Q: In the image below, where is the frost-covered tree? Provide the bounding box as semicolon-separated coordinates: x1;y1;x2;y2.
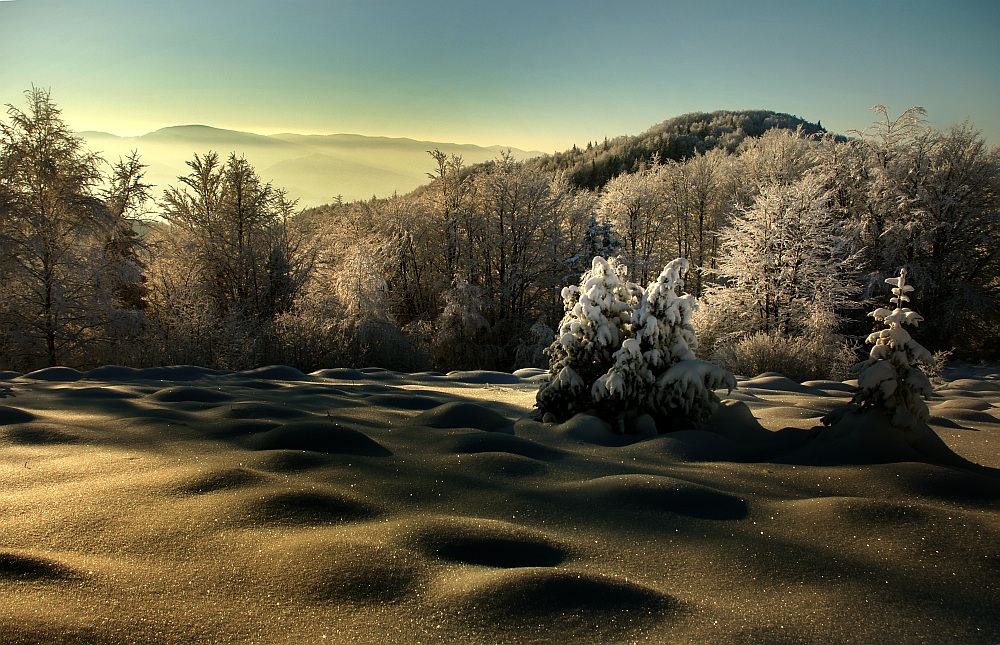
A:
538;181;600;329
151;152;310;368
100;151;152;314
700;172;858;342
599;166;668;285
737;126;819;189
160;152;308;324
468;151;560;341
418;151;581;369
425;149;472;282
142;233;221;366
838;106;1000;356
836;106;929;294
660;149;736;295
434;276;492;369
294;154;593;372
582;215;622;262
330;242;405;367
853;267;934;428
538;257;734;432
0;87;124;368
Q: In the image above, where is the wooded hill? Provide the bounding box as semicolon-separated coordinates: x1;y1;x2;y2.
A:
396;109;832;206
525;110;832;189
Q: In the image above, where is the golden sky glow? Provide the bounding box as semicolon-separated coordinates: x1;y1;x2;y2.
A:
2;0;997;151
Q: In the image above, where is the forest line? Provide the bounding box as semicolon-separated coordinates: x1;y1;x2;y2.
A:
1;88;997;377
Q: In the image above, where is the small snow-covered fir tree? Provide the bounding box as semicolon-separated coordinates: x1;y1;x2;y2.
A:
637;260;734;425
591;337;650;432
853;267;935;428
593;259;702;424
537;257;638;419
632;259;699;368
538;257;734;432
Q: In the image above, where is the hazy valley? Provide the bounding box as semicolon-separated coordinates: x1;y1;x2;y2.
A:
81;125;543;206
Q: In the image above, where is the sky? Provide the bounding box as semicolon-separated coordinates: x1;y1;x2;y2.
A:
1;0;998;152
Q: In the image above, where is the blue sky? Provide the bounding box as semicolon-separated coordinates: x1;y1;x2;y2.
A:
1;0;997;151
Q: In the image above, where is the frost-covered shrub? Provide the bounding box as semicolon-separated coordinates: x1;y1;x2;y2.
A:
433;277;493;370
341;317;430;372
273;295;341;372
514;322;556;370
852;267;934;428
712;331;857;383
537;257;735;432
926;348;954;385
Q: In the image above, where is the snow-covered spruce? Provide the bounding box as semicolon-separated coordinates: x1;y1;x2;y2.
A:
536;257;639;420
852;267;935;428
537;257;735;432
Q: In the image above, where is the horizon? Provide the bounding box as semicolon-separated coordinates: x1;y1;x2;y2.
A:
2;0;998;152
74;122;547;152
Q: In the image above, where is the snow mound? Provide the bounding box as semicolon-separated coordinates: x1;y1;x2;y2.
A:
407;402;514;433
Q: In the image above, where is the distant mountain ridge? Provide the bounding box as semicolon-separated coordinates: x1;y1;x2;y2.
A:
79;125;544;207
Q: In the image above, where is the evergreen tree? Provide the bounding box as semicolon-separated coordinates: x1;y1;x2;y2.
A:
537;257;638;420
538;257;734;432
593;258;734;430
853;267;934;428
